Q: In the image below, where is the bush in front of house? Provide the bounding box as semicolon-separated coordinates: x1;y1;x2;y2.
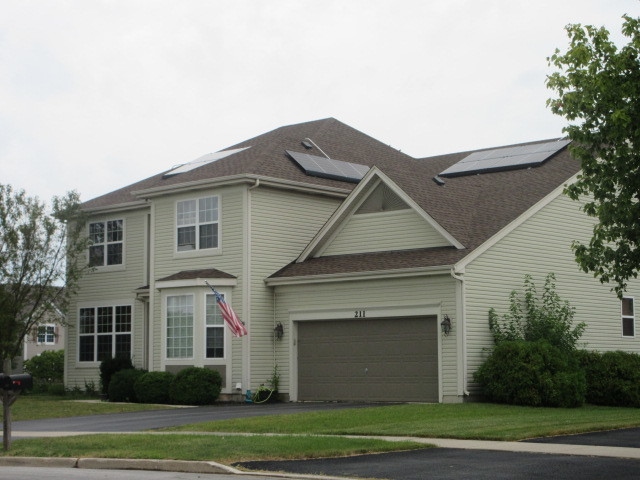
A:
577;349;640;407
168;367;222;405
24;350;65;393
133;371;175;404
108;368;147;402
100;356;134;395
473;340;586;407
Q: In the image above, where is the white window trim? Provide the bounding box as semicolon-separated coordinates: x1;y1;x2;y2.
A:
87;218;126;271
37;324;56;345
165;293;195;360
622;296;635;338
174;195;221;256
77;302;134;364
204;292;228;360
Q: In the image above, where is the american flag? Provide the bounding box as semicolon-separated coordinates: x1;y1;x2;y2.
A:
205;281;248;337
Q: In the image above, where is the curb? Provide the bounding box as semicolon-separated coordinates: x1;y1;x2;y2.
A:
0;456;241;475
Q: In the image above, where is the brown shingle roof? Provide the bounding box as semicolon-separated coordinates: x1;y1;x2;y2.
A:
156;268;236;282
82;118;415;210
81;119;581;278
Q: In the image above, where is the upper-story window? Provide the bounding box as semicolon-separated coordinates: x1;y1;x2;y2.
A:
622;297;635;337
37;324;56;345
176;196;219;252
89;219;124;267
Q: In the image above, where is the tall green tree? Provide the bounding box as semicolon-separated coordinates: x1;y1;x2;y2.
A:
0;184;89;450
547;15;640;297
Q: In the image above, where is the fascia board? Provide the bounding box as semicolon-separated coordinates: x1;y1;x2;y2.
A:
265;265;452;287
83;201;149;214
133;174;351;200
453;172;580;274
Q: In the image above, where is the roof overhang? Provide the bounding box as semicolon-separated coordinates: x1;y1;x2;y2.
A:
265;264;453;287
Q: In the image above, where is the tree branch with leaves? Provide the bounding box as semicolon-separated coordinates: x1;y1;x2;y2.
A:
547;14;640;297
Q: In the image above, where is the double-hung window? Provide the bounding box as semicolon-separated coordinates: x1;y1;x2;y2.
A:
622;297;635;337
205;294;225;358
176;196;219;252
78;305;132;362
166;295;194;358
89;220;124;266
37;324;56;345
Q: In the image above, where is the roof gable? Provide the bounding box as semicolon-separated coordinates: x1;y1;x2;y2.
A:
297;167;463;263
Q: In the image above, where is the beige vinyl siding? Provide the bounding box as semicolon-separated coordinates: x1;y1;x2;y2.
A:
273;274;458;400
463;192;640;395
66;207;149;389
248;187;341;391
149;186;246;387
323;209;450;256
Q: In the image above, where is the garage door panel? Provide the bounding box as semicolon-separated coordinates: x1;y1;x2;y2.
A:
298;316;438;402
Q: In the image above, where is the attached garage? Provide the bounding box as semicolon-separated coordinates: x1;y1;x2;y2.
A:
297;316;438;402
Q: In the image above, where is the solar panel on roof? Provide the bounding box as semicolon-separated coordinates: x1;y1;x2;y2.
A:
439;139;571;178
286;150;370;183
163;147;250;177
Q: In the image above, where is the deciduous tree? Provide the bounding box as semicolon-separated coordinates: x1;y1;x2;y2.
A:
547;15;640;296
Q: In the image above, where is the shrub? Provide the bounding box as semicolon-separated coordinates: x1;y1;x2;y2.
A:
24;350;64;392
578;350;640;407
488;273;585;353
134;371;175;404
100;356;134;395
108;368;146;402
169;367;222;405
474;340;586;407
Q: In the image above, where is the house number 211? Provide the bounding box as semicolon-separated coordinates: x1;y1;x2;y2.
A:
354;310;366;318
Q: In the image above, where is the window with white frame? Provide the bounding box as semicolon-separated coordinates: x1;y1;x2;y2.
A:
205;294;225;358
622;297;635;337
89;219;124;266
176;196;219;252
166;295;194;358
37;324;56;345
78;305;132;362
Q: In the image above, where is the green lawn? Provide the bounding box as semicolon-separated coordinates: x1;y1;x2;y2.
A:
9;395;171;421
5;397;640;463
166;402;640;441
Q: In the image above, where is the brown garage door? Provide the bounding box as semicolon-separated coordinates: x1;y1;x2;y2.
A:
297;316;438;402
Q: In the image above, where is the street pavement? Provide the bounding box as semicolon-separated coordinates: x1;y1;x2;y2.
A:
3;402;640;479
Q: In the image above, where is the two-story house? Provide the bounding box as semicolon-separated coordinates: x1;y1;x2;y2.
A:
66;118;640;403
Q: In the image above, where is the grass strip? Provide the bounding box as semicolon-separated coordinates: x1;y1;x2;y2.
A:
10;395;171;421
166;403;640;441
2;433;428;463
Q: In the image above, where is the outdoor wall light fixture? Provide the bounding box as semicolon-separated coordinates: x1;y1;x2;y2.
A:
274;322;284;340
441;315;452;336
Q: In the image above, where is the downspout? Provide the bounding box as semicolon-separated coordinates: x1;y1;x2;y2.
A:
450;268;470;397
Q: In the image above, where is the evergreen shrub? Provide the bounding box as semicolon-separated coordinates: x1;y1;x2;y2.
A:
108;368;146;402
474;340;586;407
169;367;222;405
578;350;640;407
134;371;175;404
100;356;134;395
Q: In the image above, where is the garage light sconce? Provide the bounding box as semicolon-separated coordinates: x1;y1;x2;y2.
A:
274;322;284;340
441;315;452;336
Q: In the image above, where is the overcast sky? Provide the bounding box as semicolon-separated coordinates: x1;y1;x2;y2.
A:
1;1;638;203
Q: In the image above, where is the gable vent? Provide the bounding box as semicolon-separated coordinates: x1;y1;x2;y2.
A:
356;183;409;214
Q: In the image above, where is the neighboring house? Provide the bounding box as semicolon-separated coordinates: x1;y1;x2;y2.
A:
65;118;640;403
23;320;65;363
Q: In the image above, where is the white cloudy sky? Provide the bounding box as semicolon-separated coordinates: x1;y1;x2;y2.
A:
1;0;638;203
